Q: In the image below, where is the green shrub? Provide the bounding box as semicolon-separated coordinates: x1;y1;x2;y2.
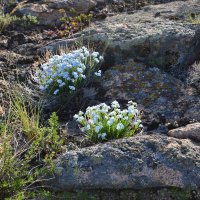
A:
187;13;200;24
19;14;38;27
0;14;38;32
58;8;92;37
33;47;103;96
0;14;17;32
0;91;63;199
74;100;143;142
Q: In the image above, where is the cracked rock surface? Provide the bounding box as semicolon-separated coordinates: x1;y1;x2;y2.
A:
52;135;200;190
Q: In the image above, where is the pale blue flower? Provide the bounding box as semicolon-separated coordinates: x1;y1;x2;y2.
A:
57;79;63;84
92;52;99;57
107;117;115;126
101;132;107;140
98;132;107;140
86;124;91;130
77;68;83;73
95;124;103;133
53;89;59;95
39;85;45;91
59;82;66;87
111;100;120;108
72;72;79;79
94;70;101;77
69;85;75;90
116;123;124;130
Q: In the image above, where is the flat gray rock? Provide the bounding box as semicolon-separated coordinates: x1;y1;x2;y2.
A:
52;135;200;191
168;123;200;141
93;61;200;124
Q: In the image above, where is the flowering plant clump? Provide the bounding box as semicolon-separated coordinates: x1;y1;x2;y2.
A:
74;100;143;142
33;47;103;95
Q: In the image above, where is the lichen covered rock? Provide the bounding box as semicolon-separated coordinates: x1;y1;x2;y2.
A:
14;0;97;26
52;135;200;191
40;0;200;71
93;61;200;126
168;123;200;141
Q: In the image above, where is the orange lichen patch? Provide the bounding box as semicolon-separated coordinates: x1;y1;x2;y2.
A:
0;106;4;117
165;142;181;150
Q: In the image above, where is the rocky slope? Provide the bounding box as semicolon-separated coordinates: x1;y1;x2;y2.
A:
40;0;200;130
1;0;200;199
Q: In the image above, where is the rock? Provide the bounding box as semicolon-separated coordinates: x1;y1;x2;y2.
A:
16;43;38;56
14;0;97;26
187;61;200;92
93;0;190;19
40;0;200;73
37;1;200;131
45;187;200;200
93;0;147;16
51;135;200;191
94;61;200;126
168;123;200;142
7;33;26;48
13;0;187;27
0;35;8;48
38;1;200;129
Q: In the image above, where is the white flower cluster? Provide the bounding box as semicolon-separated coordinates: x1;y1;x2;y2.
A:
33;47;103;95
74;100;143;142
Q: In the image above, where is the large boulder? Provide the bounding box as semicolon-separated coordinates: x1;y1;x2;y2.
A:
92;61;200;126
52;134;200;191
38;0;200;130
13;0;189;26
40;0;200;71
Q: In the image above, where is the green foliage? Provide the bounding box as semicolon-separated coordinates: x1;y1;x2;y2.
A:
58;9;92;37
0;92;63;199
187;13;200;24
0;14;17;32
170;188;192;200
11;92;41;140
0;14;38;32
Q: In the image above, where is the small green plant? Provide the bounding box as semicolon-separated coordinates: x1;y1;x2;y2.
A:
187;13;200;24
33;47;103;96
0;90;63;199
170;188;192;200
74;100;143;142
0;14;17;32
11;92;41;140
19;14;38;27
57;8;92;37
0;14;38;32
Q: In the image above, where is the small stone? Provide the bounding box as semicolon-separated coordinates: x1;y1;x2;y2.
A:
168;123;200;142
